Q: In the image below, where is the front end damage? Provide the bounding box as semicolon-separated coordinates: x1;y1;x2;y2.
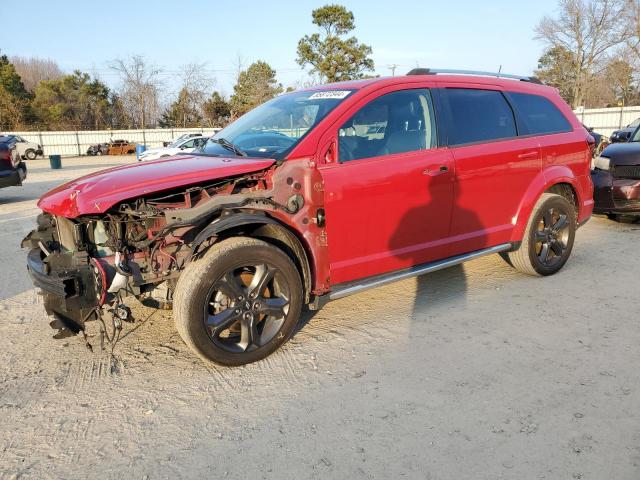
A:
22;160;329;343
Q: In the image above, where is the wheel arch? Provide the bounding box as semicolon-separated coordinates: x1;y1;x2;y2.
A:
511;166;582;242
189;213;313;303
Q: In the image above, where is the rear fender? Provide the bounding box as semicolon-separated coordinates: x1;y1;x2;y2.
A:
511;165;583;242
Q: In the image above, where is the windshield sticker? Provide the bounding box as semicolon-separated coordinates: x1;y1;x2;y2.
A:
308;90;352;100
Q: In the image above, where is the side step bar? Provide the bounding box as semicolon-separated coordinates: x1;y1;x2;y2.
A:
328;243;513;301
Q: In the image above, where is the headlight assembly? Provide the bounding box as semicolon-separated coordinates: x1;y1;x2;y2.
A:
593;156;611;171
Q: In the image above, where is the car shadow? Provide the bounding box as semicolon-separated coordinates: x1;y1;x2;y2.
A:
388;178;487;321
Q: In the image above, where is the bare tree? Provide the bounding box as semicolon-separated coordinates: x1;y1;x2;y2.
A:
179;62;214;122
624;0;640;65
535;0;630;107
109;55;163;128
10;56;63;92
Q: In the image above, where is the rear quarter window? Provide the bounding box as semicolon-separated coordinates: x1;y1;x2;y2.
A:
443;89;517;146
508;92;573;135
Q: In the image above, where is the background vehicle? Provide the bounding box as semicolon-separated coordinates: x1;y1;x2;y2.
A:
162;133;205;147
0;135;43;160
86;143;109;156
106;140;136;155
22;69;593;366
0;136;27;189
592;127;640;221
139;136;208;161
610;118;640;143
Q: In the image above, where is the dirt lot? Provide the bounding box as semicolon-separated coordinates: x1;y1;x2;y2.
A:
0;156;639;479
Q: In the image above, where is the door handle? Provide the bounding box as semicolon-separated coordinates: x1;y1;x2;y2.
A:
518;151;539;160
423;165;449;176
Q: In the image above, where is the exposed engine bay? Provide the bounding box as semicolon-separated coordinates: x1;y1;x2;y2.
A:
21;166;318;348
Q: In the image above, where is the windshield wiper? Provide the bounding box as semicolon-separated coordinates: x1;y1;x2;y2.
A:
212;137;247;157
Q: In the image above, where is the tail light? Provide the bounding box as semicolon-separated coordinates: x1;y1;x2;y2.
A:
586;133;596;157
0;147;13;168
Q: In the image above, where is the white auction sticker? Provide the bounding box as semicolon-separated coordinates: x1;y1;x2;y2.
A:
308;90;352;100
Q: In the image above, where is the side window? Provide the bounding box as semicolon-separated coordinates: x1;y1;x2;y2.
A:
444;89;517;146
181;139;196;148
508;92;572;135
338;89;436;162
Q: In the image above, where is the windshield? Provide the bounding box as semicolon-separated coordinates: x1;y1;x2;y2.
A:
631;125;640;142
629;118;640;129
198;89;353;159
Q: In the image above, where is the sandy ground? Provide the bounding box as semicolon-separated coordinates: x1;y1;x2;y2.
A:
0;156;639;479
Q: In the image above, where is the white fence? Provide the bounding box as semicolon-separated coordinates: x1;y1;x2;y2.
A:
5;106;640;156
574;106;640;137
3;127;221;157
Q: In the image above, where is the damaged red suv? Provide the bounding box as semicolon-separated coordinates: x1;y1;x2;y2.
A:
22;69;594;366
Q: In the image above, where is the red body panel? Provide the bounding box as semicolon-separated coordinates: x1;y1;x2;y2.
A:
38;154;275;218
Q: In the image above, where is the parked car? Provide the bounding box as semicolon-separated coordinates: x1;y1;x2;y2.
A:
592;125;640;220
610;118;640;143
106;140;136;155
86;143;109;156
0;136;27;189
22;69;594;366
1;135;44;160
138;136;208;161
162;133;205;147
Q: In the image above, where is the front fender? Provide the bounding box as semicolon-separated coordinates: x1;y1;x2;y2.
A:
510;165;590;242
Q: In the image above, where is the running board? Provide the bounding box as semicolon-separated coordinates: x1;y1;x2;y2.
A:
328;243;513;301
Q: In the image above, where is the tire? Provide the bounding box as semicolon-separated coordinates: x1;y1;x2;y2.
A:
504;193;576;276
173;237;303;366
96;150;103;156
25;149;37;160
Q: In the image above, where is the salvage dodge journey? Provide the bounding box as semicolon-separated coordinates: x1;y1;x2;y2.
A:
22;69;595;366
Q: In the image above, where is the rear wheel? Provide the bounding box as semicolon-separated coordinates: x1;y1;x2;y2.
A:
173;237;303;366
504;193;576;276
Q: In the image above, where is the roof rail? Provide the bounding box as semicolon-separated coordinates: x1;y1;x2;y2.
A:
406;68;542;85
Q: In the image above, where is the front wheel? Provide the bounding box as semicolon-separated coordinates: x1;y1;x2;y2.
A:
25;149;37;160
173;237;303;366
503;193;576;276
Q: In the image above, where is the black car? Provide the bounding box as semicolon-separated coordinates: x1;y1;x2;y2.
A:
86;143;109;156
610;117;640;143
0;136;27;189
592;126;640;219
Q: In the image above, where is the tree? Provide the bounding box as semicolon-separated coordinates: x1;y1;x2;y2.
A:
230;61;283;117
159;88;204;128
10;56;63;93
535;46;578;104
203;91;231;127
0;55;31;129
535;0;630;107
32;71;112;130
109;55;163;128
296;4;374;83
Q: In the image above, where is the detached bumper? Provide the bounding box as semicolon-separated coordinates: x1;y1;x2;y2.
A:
26;247;101;333
592;169;640;215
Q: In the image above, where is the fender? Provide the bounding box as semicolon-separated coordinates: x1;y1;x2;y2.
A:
510;165;583;242
189;212;313;302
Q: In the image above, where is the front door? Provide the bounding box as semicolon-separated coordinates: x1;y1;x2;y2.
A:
318;88;455;285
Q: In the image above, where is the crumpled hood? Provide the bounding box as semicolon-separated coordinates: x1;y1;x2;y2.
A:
601;142;640;166
38;154;276;218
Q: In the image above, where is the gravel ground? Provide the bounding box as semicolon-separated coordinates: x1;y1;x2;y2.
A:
1;156;639;479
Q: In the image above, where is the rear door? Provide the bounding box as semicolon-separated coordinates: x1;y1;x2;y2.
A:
439;87;542;255
318;87;455;285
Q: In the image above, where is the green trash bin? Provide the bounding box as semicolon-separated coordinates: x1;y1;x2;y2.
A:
49;154;61;169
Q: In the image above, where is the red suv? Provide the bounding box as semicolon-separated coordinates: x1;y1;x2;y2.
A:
22;69;594;366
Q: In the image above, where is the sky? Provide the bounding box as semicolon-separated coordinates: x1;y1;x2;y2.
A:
1;0;560;99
